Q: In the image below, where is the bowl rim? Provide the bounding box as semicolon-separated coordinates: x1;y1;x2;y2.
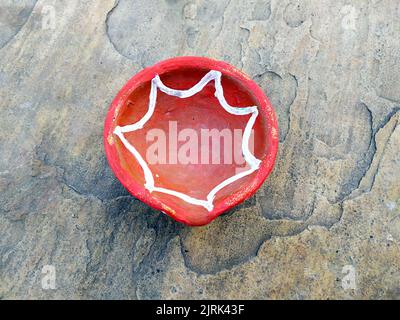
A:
104;56;279;226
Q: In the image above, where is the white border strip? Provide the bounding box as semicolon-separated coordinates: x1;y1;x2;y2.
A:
114;70;261;212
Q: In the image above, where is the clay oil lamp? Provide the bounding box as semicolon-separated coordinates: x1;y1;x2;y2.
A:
104;57;278;226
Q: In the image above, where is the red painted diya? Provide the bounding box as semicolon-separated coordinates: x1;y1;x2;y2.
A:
104;57;278;226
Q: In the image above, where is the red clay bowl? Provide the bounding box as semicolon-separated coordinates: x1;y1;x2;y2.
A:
104;57;278;226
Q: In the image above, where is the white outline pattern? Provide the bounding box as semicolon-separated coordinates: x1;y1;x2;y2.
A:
114;70;261;212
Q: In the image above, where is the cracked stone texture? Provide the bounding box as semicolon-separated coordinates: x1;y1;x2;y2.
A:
0;0;399;299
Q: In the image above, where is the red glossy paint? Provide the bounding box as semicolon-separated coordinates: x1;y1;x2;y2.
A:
104;56;278;226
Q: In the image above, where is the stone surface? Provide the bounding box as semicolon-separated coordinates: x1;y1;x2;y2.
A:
0;0;399;299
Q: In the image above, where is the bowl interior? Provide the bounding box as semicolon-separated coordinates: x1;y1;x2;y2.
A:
114;67;270;217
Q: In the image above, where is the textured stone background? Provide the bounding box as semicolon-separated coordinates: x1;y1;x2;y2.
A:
0;0;399;299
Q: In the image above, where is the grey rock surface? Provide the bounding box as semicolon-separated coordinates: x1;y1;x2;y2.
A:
0;0;399;299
